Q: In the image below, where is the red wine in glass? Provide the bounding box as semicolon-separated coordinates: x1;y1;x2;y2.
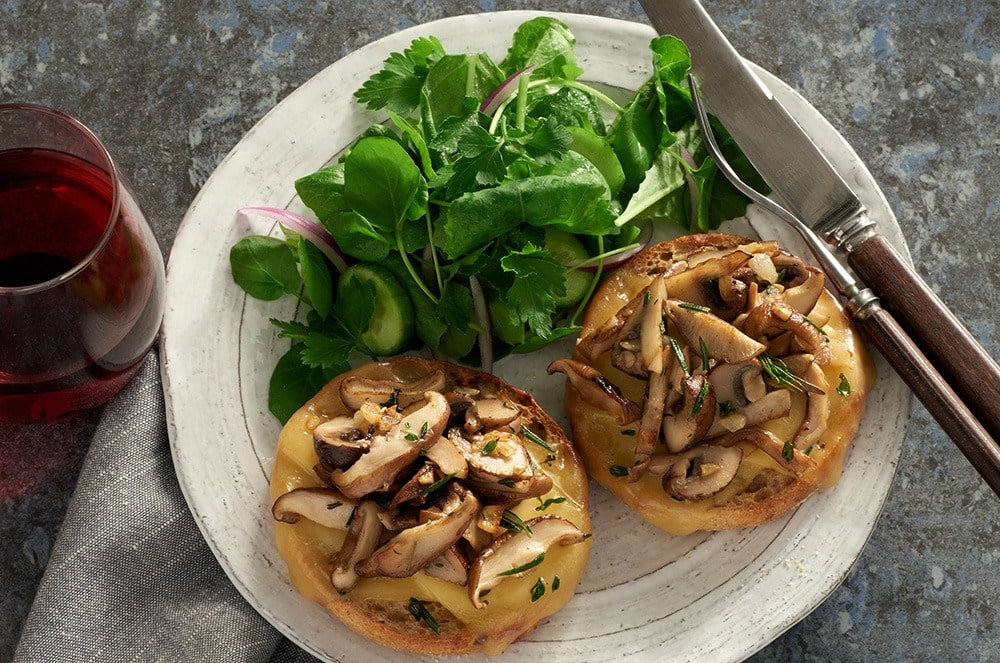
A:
0;105;164;423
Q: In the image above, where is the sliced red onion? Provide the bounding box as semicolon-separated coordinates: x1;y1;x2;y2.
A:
238;206;349;273
578;221;654;273
468;275;493;374
480;65;536;116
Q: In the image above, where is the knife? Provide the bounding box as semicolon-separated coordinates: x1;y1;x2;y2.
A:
638;0;1000;491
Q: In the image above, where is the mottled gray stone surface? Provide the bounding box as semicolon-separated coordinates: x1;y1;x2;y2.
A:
2;1;998;661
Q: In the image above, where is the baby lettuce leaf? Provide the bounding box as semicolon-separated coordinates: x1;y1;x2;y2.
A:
420;54;503;135
229;236;301;301
500;16;578;79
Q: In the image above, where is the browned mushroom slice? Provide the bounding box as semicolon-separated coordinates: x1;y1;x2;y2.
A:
424;544;471;586
630;363;669;480
331;500;383;592
781;354;830;450
271;487;358;529
548;359;641;425
660;445;743;501
313;416;371;470
708;359;766;408
771;252;811;288
661;250;753;308
464;398;521;433
662;374;717;453
740;300;831;364
468;515;587;608
665;299;766;364
640;276;668;374
611;302;649;379
331;391;450;499
448;429;553;501
713;266;754;321
424;435;469;479
339;370;447;411
356;484;480;579
575;288;646;362
714;427;815;475
388;462;437;508
780;267;825;316
707;388;792;438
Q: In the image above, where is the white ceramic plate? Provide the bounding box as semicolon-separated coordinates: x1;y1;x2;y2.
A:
162;11;910;662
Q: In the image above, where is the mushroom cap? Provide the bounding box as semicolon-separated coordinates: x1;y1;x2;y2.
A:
661;445;743;501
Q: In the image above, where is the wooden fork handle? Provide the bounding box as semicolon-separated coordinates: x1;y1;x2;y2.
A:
856;305;1000;496
849;233;1000;442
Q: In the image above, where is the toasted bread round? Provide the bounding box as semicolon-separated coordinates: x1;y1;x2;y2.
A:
270;357;592;655
557;233;874;535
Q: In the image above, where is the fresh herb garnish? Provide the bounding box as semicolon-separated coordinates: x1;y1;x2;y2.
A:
498;477;517;488
781;440;795;462
420;471;459;496
690;378;710;419
621;428;637;436
759;353;825;394
231;17;762;423
670;338;690;376
719;399;735;417
407;597;441;634
500;510;533;535
521;424;555;452
552;576;561;591
679;302;710;313
699;336;711;371
836;373;851;397
326;501;343;510
481;438;498;455
536;496;567;511
609;464;629;477
498;553;546;576
530;577;546;601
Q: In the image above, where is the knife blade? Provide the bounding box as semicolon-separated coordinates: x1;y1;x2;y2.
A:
639;0;1000;444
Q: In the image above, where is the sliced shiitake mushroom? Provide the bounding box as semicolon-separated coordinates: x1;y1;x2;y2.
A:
464;398;521;433
547;359;641;425
331;391;450;499
714;427;815;475
313;416;371;470
338;371;447;411
664;299;766;364
424;543;471;586
468;515;587;609
662;375;716;453
356;483;480;579
656;445;743;501
271;487;358;529
330;500;383;592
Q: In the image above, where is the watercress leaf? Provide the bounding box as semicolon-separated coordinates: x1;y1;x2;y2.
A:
437;279;474;330
324;209;393;261
230;235;301;300
297;237;333;319
268;344;336;424
649;35;694;132
420;54;503;135
501;243;565;337
388;111;435;179
295;164;348;220
354;36;445;114
344;136;423;234
613;86;660;193
500;16;577;80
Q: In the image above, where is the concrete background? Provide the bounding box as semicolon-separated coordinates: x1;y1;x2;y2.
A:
2;1;998;660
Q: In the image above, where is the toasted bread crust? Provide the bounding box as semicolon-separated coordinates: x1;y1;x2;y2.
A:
565;233;874;535
270;357;592;655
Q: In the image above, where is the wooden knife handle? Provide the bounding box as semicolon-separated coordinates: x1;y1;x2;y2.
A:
857;306;1000;496
849;233;1000;441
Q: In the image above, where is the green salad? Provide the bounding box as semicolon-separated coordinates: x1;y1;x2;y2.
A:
229;16;765;422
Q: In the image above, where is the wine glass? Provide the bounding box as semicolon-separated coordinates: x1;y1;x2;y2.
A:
0;104;165;423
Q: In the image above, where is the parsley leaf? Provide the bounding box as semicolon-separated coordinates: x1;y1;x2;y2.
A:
354;37;445;114
501;244;565;337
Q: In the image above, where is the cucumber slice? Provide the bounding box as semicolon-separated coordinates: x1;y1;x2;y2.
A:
566;125;626;196
544;228;591;309
337;263;414;355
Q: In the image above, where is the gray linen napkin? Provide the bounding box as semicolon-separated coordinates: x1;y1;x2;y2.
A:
14;351;316;663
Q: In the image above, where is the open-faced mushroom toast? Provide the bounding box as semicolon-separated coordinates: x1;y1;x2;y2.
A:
549;233;875;535
269;357;592;656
